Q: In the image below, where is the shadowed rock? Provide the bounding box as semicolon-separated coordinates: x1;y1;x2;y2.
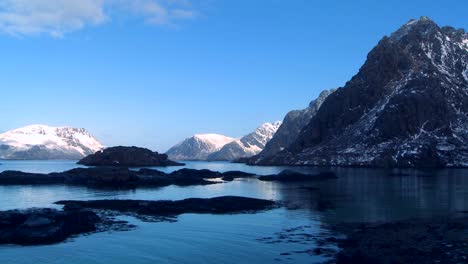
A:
78;146;184;167
0;168;257;188
0;208;100;245
258;170;338;182
56;196;277;217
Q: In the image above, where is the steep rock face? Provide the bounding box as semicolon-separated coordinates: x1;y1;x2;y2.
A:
0;125;103;160
249;89;335;164
260;17;468;167
208;122;282;161
166;134;234;160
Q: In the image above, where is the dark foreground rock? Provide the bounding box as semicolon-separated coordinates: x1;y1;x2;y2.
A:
331;217;468;264
259;170;338;182
78;146;184;167
0;208;100;245
56;196;277;217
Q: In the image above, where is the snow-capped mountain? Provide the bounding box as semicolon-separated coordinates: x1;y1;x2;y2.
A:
0;125;104;160
257;17;468;167
249;89;335;164
208;121;282;161
166;134;235;160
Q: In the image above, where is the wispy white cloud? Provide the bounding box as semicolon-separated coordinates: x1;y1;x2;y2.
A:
0;0;197;37
122;0;196;26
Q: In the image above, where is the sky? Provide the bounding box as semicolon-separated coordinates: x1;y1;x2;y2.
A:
0;0;467;152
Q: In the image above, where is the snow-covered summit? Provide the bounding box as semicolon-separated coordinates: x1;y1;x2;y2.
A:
166;133;235;160
0;124;103;160
192;134;236;150
208;121;282;161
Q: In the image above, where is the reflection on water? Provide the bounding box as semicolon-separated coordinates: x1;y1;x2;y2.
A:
0;160;467;263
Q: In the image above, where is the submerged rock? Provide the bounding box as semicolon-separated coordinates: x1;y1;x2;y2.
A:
0;208;100;245
78;146;184;167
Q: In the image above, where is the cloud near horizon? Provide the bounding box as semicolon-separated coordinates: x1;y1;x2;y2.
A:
0;0;197;37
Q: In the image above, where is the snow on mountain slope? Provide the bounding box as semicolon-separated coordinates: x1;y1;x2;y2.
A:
249;89;335;164
166;134;235;160
0;125;104;160
208;121;282;161
259;17;468;167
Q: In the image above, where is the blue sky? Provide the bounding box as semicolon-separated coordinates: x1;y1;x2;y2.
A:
0;0;467;152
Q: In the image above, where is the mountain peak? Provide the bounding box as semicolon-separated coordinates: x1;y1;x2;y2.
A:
0;124;103;160
390;16;439;41
258;19;468;167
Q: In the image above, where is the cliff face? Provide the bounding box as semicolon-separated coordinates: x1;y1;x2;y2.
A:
249;89;335;164
258;17;468;167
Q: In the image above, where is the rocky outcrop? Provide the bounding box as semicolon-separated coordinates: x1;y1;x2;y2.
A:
78;146;184;167
0;208;100;245
56;196;277;217
258;17;468;168
0;167;256;188
208;122;282;161
258;170;338;182
248;90;335;164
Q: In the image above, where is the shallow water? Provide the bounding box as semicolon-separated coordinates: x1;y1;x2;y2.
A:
0;160;467;263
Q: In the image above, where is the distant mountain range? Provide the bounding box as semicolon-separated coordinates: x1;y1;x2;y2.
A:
166;134;235;160
208;121;282;161
252;17;468;167
0;125;103;160
166;122;282;161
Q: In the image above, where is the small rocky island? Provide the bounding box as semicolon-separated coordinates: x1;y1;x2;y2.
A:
78;146;184;167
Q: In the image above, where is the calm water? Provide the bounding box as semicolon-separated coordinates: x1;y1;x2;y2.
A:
0;160;467;263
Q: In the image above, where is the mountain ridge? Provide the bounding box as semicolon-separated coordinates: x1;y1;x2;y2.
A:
0;124;103;160
208;121;282;161
256;17;468;167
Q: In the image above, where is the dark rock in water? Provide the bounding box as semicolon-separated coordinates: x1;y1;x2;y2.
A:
0;167;256;188
257;17;468;168
170;168;222;178
61;167;141;187
0;208;99;245
56;196;277;217
331;217;468;264
0;170;65;185
221;171;256;181
78;146;184;167
259;170;338;182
